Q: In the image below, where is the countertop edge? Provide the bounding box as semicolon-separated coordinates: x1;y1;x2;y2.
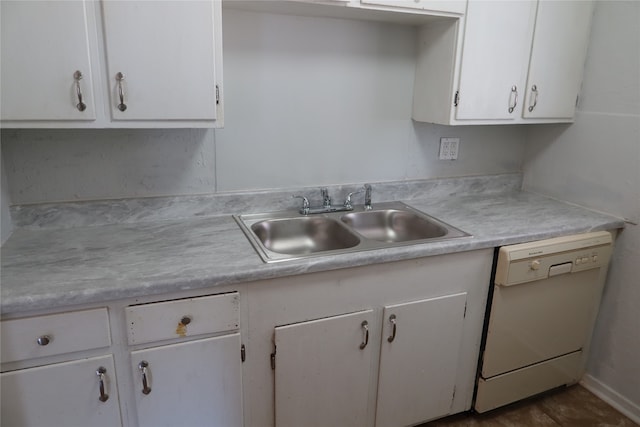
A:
1;218;624;316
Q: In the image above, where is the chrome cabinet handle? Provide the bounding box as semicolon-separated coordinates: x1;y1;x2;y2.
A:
96;367;109;402
138;360;152;395
116;72;127;112
387;314;397;343
73;70;87;112
528;85;538;112
36;335;51;346
359;320;369;350
508;85;518;113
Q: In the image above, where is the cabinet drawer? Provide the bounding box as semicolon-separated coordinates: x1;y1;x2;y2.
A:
125;292;239;345
1;308;111;364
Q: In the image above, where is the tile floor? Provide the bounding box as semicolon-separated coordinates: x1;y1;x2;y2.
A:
423;385;638;427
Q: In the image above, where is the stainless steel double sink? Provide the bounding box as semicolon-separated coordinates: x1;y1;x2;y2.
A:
234;202;471;263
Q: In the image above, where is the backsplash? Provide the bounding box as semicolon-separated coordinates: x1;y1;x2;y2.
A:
11;173;522;230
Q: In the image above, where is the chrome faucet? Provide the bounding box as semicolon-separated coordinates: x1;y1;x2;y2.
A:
293;187;366;215
364;184;372;210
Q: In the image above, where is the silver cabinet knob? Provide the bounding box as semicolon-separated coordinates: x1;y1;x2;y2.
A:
36;335;51;346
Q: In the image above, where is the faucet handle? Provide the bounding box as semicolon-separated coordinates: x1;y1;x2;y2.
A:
321;188;331;208
364;184;372;210
344;189;364;209
292;195;310;215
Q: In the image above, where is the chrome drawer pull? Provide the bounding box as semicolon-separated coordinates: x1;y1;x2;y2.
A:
73;70;87;112
96;366;109;402
138;360;152;394
387;314;397;343
508;85;518;113
359;320;369;350
528;85;538;112
116;72;127;112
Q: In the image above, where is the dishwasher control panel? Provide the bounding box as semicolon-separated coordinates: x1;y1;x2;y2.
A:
495;231;613;286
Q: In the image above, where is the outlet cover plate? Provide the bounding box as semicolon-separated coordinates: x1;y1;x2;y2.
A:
439;137;459;160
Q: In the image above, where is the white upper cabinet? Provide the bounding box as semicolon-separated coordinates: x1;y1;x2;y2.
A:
0;1;98;121
523;1;594;119
102;0;219;122
454;1;536;121
360;0;466;15
1;0;224;128
413;0;595;125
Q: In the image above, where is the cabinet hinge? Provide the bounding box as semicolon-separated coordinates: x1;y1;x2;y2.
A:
454;91;460;107
241;344;246;363
216;84;220;105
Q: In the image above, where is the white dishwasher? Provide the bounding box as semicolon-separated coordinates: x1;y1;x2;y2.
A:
474;231;613;413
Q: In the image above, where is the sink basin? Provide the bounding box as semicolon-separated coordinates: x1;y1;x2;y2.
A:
341;209;447;242
235;202;470;263
251;217;360;255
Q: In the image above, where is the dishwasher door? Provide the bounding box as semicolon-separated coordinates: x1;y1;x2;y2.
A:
475;231;612;413
481;267;601;378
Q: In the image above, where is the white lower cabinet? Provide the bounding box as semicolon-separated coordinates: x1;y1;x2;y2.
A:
1;250;494;427
125;291;243;427
273;293;467;427
130;335;243;427
274;310;375;427
375;293;467;427
1;355;122;427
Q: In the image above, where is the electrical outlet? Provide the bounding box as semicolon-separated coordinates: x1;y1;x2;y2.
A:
439;138;459;160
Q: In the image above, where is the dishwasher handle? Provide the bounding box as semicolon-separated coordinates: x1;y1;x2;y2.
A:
549;262;573;277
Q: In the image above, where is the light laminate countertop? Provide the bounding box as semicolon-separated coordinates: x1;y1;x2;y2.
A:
1;190;624;315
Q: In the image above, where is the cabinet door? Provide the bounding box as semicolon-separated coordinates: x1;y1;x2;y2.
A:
274;310;374;427
375;293;467;427
130;334;243;427
0;0;96;121
101;0;219;121
1;355;122;427
523;1;594;119
455;0;536;120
